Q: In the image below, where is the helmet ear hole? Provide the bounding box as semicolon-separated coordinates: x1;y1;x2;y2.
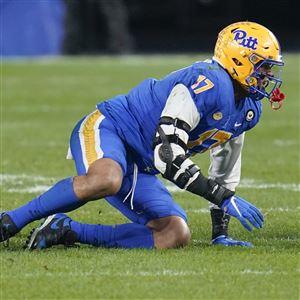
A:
232;58;243;66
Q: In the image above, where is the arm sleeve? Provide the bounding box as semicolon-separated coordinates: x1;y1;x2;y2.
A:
208;133;244;208
160;83;200;129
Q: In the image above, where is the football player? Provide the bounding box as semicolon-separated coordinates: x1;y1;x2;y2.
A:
1;21;285;250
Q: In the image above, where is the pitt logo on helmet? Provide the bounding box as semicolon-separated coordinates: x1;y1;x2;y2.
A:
233;29;258;50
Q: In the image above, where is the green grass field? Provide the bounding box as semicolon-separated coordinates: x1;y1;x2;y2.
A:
1;54;299;300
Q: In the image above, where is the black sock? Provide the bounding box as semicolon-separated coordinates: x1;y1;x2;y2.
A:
210;208;230;240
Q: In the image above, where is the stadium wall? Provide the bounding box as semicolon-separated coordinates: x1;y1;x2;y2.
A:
1;0;65;57
1;0;298;57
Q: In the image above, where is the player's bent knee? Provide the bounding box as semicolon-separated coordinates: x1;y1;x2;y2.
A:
171;219;191;248
151;216;191;249
177;227;191;247
90;169;122;195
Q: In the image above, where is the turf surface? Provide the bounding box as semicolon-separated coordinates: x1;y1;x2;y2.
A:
1;54;299;299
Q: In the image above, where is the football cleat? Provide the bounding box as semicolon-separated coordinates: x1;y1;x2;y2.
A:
212;235;253;248
26;213;77;250
0;213;19;245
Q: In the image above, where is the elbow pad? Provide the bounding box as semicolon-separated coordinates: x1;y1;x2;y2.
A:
153;116;191;177
163;154;200;189
153;122;233;206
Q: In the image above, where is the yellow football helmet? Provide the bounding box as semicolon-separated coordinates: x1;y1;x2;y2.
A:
213;21;284;101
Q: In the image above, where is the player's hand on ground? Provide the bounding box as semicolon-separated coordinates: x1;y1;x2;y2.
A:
220;196;264;231
212;235;253;248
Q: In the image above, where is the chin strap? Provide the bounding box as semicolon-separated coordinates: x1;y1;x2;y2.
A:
270;87;285;110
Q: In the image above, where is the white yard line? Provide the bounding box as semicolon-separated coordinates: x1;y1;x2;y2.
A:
237;179;300;192
273;139;298;147
240;269;274;275
187;207;299;214
2;269;200;278
2;268;293;279
6;185;52;194
0;173;55;182
186;208;210;213
1;173;299;194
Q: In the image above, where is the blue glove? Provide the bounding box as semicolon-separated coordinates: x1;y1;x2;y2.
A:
220;196;264;231
212;235;253;248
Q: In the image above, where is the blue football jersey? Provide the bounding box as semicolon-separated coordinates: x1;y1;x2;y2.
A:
97;59;262;173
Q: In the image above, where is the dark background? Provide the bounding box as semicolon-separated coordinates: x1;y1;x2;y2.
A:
62;0;299;55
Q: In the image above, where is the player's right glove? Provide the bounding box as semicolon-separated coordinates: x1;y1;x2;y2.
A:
220;196;264;231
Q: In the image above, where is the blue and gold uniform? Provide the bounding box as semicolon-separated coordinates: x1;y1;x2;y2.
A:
2;21;281;249
68;59;261;225
97;60;261;170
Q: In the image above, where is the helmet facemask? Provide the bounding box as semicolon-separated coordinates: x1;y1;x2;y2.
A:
246;53;284;101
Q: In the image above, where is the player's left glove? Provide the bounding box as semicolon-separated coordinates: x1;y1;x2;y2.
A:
220;196;264;231
212;235;253;248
